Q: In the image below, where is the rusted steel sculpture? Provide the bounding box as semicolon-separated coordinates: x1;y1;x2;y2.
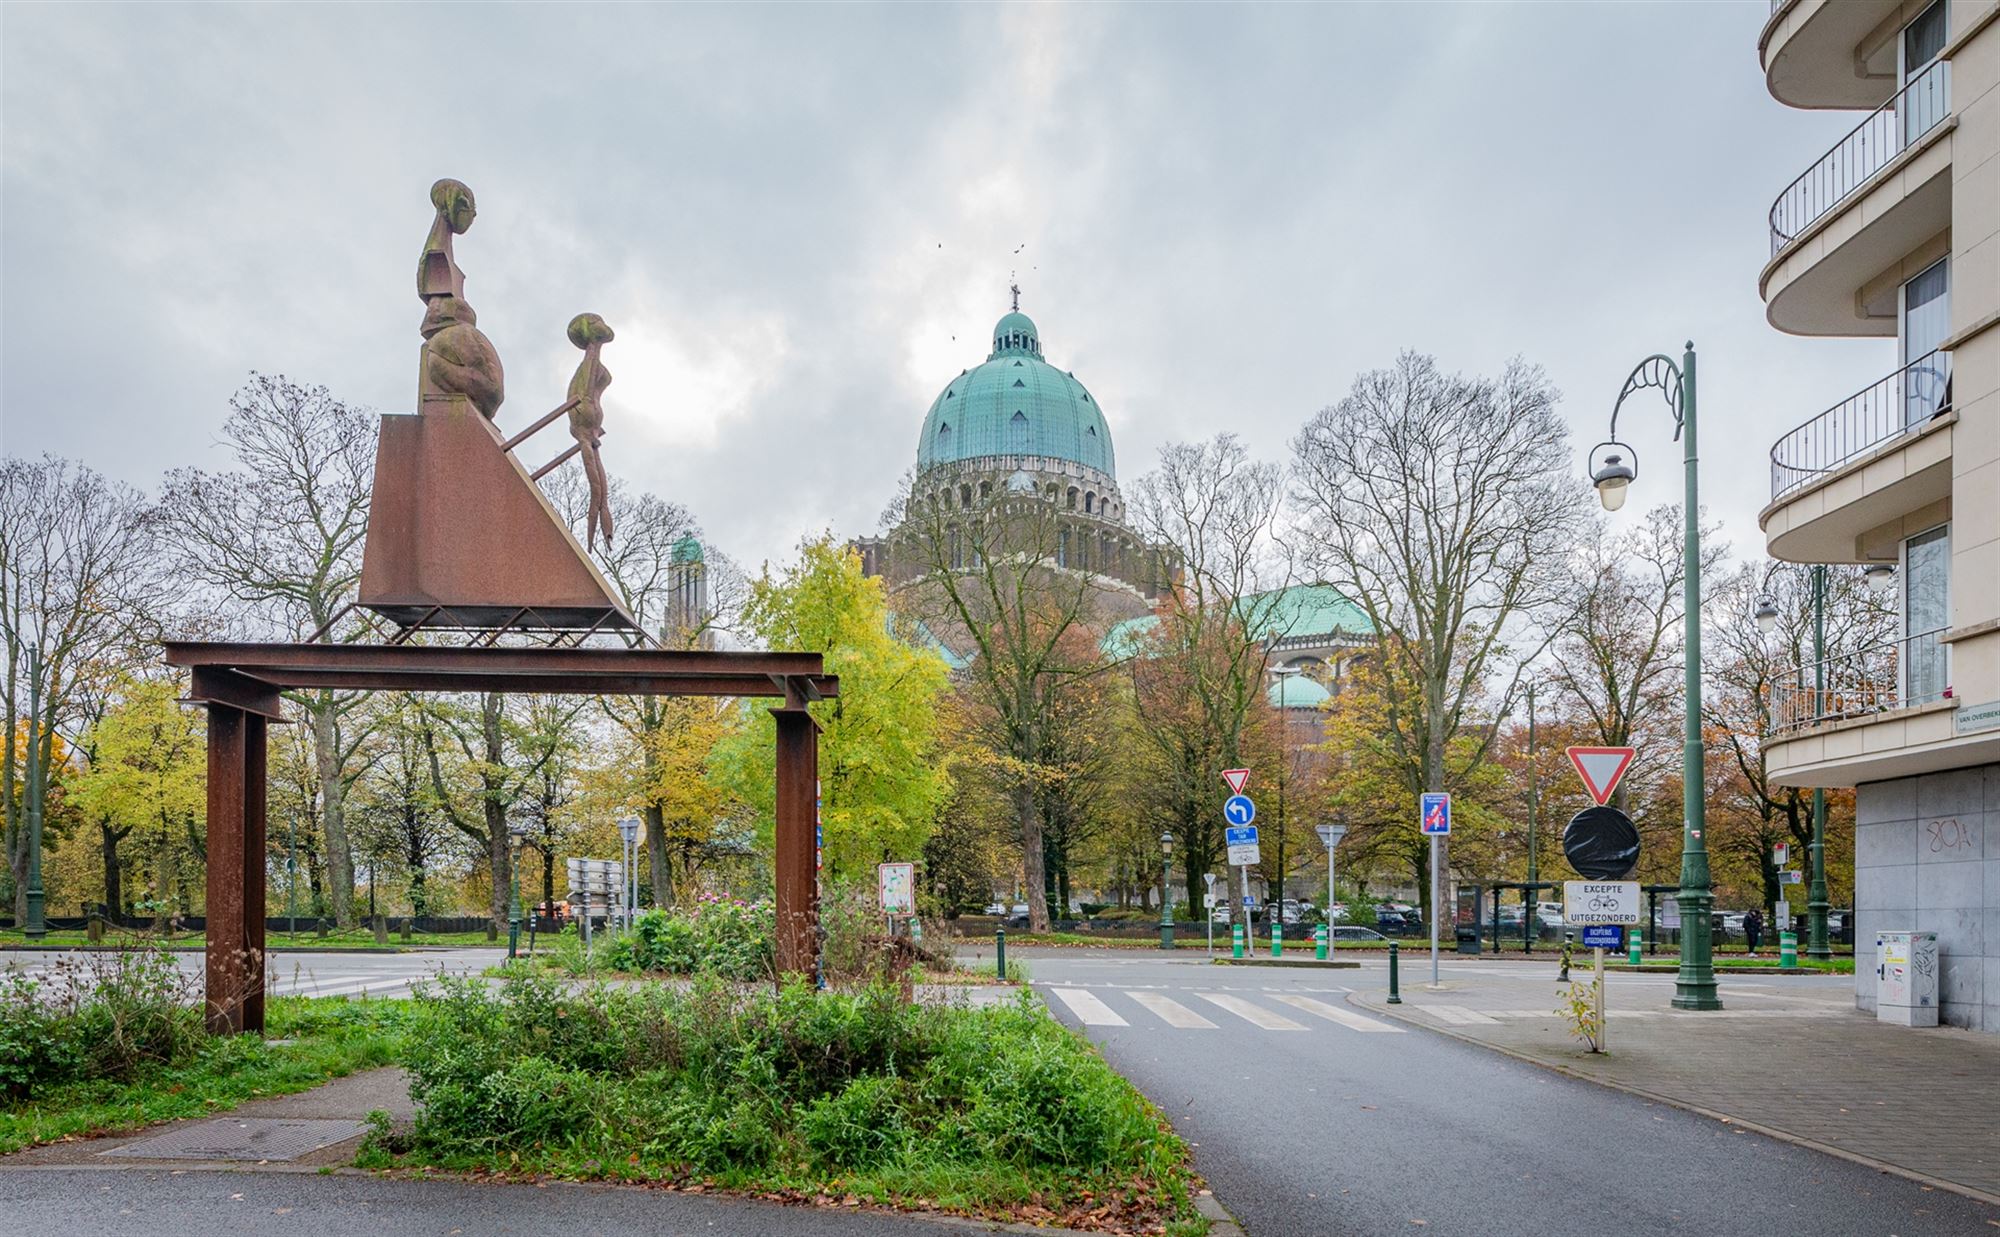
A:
178;178;831;1034
359;180;633;634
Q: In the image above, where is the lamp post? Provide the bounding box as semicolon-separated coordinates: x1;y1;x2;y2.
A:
618;815;641;930
1589;342;1719;1011
1158;831;1176;949
22;648;47;941
1270;665;1301;942
1315;823;1347;948
506;821;528;960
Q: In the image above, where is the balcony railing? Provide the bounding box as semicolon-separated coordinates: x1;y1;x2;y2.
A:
1769;627;1948;735
1769;58;1950;255
1768;349;1951;502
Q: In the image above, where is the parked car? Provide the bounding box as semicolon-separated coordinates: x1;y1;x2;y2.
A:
1330;925;1390;943
1375;909;1411;935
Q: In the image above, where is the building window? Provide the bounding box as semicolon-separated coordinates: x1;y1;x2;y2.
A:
1903;523;1949;703
1066;487;1078;510
960;483;973;507
1058;528;1069;568
949;526;962;570
1084;491;1095;514
1901;257;1950;425
979;480;992;500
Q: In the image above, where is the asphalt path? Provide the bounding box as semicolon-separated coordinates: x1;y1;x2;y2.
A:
0;1169;997;1236
1027;949;1994;1237
1;946;502;999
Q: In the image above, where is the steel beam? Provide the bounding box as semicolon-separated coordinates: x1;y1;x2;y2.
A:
772;705;820;984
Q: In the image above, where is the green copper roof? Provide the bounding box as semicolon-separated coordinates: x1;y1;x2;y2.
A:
916;311;1115;477
1098;583;1372;660
671;535;704;565
1268;675;1331;709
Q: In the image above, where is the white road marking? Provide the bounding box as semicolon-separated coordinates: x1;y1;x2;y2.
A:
1421;1004;1501;1025
1268;993;1404;1033
1050;987;1129;1026
1130;991;1218;1028
1195;992;1306;1030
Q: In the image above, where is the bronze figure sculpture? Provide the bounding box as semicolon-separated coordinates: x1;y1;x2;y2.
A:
562;312;615;549
415;178;504;417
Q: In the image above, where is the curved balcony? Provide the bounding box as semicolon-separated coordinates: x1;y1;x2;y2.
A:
1762;0;1903;111
1769;58;1950;256
1761;351;1953;563
1769;627;1948;736
1769;350;1953;502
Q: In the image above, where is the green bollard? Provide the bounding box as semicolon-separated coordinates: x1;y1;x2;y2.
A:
1315;925;1328;961
1387;941;1402;1004
1271;920;1283;958
1232;922;1245;959
1629;929;1643;966
911;919;923;947
995;927;1006;980
1780;930;1797;968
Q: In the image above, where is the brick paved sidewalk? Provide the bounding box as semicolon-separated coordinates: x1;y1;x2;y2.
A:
1353;965;2000;1204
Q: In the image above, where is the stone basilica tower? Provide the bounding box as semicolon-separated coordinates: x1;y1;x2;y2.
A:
855;299;1168;605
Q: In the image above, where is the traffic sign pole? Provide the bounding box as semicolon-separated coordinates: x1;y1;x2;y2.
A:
1595;945;1607;1053
1429;832;1440;985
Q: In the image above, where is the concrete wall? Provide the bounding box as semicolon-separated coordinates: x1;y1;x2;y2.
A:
1853;762;2000;1030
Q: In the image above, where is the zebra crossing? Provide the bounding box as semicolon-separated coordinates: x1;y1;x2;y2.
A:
1045;984;1405;1034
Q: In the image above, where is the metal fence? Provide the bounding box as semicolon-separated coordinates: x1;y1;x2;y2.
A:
1769;350;1953;502
1769;58;1950;255
1769;627;1948;735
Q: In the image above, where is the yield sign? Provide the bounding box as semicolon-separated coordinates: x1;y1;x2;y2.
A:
1221;768;1251;795
1566;746;1636;806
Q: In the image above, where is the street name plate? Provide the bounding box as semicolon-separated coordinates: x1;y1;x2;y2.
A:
1563;880;1640;925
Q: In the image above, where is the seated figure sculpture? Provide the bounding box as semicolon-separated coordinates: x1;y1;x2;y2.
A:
420;294;505;419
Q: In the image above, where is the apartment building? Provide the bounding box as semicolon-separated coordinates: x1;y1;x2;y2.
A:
1759;0;2000;1031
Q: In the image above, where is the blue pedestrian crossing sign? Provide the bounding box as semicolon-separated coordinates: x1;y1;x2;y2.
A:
1224;794;1256;826
1420;792;1451;835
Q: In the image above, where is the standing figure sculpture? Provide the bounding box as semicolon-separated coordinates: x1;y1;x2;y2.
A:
563;312;616;549
415;179;504;417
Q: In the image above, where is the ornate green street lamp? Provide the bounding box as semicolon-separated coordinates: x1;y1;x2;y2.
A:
1158;831;1175;949
1590;342;1719;1011
22;648;47;941
506;820;529;960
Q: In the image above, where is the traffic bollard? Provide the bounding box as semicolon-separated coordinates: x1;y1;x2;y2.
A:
1271;921;1283;958
995;927;1006;980
911;919;923;947
1559;931;1574;982
1232;922;1245;959
1387;941;1402;1004
1315;925;1328;961
1628;930;1643;966
1780;930;1797;968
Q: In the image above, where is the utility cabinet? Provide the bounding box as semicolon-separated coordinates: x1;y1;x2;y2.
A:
1875;930;1939;1028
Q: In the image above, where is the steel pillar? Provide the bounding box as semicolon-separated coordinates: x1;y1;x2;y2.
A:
772;702;821;984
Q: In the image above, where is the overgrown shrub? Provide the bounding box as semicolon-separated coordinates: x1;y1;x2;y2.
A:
0;948;206;1099
399;973;1172;1186
600;897;773;981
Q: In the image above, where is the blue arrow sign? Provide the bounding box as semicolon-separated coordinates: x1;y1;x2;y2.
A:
1224;794;1256;825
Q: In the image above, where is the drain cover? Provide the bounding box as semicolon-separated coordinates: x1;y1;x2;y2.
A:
102;1118;369;1161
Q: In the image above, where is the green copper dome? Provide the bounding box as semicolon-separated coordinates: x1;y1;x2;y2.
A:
916;311;1115;478
671;535;704;565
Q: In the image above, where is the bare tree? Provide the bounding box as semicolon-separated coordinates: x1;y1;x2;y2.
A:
156;374;376;926
1291;353;1584;917
890;475;1112;933
0;455;157;920
1125;434;1295;920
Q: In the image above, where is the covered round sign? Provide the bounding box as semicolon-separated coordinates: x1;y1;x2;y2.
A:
1562;805;1640;880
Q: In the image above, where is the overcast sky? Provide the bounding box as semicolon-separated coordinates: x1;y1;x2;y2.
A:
2;2;1892;586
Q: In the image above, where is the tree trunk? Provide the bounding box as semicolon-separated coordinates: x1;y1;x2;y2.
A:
644;802;672;908
310;699;358;928
401;802;429;919
1014;782;1049;932
486;803;510;932
100;821;127;914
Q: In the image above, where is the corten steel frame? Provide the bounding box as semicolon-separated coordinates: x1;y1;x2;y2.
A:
165;641;836;1034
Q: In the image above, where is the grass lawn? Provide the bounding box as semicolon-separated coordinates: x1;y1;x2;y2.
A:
0;995;412;1154
0;928;502;951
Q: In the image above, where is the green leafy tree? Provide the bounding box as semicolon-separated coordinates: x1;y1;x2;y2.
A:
67;677;206;919
712;536;950;878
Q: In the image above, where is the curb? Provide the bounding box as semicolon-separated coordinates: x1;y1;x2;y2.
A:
1347;990;2000;1212
1194;1192;1246;1236
0;944;476;955
1210;956;1360;969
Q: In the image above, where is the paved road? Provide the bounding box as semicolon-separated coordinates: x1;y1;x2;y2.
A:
0;1169;1005;1236
1027;949;1996;1236
1;947;501;1000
